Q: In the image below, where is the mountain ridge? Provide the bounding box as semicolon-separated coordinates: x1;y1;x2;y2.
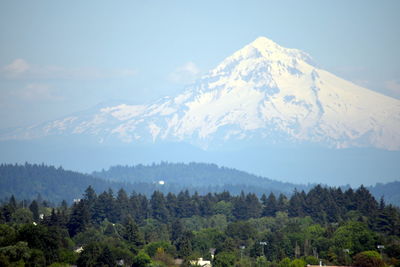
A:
1;36;399;150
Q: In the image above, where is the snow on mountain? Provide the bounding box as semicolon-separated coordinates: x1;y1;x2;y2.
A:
2;37;400;150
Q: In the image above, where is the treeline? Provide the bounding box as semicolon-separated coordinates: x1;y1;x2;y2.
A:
0;163;301;204
92;162;400;207
92;162;308;194
0;185;399;266
59;185;400;235
2;163;400;208
0;163;129;204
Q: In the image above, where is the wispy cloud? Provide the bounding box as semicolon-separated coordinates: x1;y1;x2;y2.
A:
1;59;136;80
168;62;200;84
3;59;30;76
11;83;63;102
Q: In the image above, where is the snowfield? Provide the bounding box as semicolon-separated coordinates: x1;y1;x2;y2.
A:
2;37;400;150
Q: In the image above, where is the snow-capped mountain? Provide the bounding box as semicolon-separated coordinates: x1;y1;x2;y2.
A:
3;37;400;150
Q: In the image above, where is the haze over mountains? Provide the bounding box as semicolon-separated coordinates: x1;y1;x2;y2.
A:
0;37;399;186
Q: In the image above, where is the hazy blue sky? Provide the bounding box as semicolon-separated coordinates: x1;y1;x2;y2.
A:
1;0;399;128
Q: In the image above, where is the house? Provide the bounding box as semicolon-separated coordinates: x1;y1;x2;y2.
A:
190;257;212;267
74;246;84;253
174;258;184;265
307;260;353;267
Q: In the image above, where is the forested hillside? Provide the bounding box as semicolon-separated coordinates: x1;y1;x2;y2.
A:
94;163;400;206
369;181;400;208
1;163;399;207
92;162;310;195
0;185;399;266
0;163;308;204
0;163;135;204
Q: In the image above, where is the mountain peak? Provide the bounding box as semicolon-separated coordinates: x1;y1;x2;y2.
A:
2;38;400;151
249;36;279;49
220;36;314;69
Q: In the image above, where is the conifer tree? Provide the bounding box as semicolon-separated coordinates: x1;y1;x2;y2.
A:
177;190;192;218
29;200;40;222
9;195;17;210
277;193;288;212
262;193;278;217
199;192;214;217
166;192;178;218
288;190;306;217
116;188;130;221
123;217;144;247
232;191;247;220
150;191;169;222
67;200;90;236
97;246;116;267
176;231;193;258
245;193;262;219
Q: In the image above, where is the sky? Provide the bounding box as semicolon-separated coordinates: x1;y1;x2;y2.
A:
0;0;400;129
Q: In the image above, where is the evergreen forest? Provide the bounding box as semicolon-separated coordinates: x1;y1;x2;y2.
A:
1;182;400;266
1;163;399;207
